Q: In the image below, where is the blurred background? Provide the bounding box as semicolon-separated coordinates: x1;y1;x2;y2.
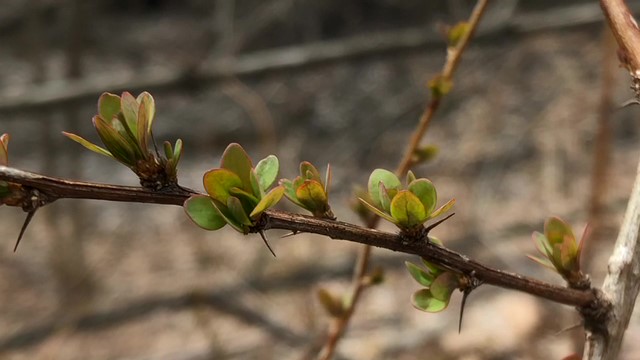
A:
1;0;639;359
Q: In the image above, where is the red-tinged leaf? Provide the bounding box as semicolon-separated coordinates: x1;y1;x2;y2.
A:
227;196;253;227
137;100;149;155
527;254;556;270
545;217;575;246
93;116;136;166
429;198;456;219
250;185;284;219
412;289;449;313
430;272;458;301
358;198;397;224
368;169;401;209
296;180;328;212
390;190;427;228
0;133;9;166
255;155;279;190
98;92;121;122
120;91;139;136
408;178;437;215
221;143;253;191
62;131;113;158
324;163;332;196
300;161;321;181
203;168;243;203
183;195;226;230
136;92;155;132
405;261;435;287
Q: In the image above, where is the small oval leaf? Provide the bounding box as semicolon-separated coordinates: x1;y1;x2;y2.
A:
98;92;121;122
390;190;427;228
411;289;449;313
368;169;401;209
255;155;279;190
430;272;458;301
221;143;253;191
295;180;328;212
405;261;435;287
408;178;437;215
183;195;226;230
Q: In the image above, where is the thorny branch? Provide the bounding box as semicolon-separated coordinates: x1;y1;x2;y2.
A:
0;165;599;309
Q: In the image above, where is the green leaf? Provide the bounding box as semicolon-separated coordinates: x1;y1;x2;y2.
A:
212;199;246;233
405;261;435;287
227;196;253;227
421;258;443;277
250;170;263;198
429;198;456;219
163;141;173;159
378;182;392;213
183;195;226;230
63;132;113;158
98;92;121;122
406;170;416;185
221;143;253;191
408;178;437;215
136;92;155;132
295;180;328;212
250;185;284;219
203;168;243;203
280;179;304;207
560;240;578;272
173;139;183;162
255;155;279;190
358;198;397;224
532;231;553;258
411;289;449;313
120;91;139;137
390;190;427;228
93;115;137;166
430;272;457;301
300;161;321;181
229;187;260;209
368;169;401;209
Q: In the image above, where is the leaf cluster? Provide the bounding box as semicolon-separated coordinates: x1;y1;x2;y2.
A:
64;92;183;189
280;162;334;219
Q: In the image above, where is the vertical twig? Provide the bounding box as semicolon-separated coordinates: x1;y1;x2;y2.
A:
585;1;640;358
317;1;489;359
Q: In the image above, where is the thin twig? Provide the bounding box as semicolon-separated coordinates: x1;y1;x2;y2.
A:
317;2;490;358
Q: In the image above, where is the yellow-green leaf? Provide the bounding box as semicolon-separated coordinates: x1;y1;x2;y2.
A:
429;198;456;219
358;198;397;224
136;92;155;132
249;185;284;219
390;190;427;228
203;168;243;203
408;178;437;215
120;91;139;137
295;180;328;212
411;289;449;313
405;261;435;287
368;168;401;209
255;155;279;190
62;131;113;158
98;92;121;122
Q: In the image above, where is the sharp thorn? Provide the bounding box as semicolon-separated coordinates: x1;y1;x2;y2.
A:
424;213;455;235
280;231;299;238
259;230;277;257
619;98;640;109
458;288;470;334
14;210;37;252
